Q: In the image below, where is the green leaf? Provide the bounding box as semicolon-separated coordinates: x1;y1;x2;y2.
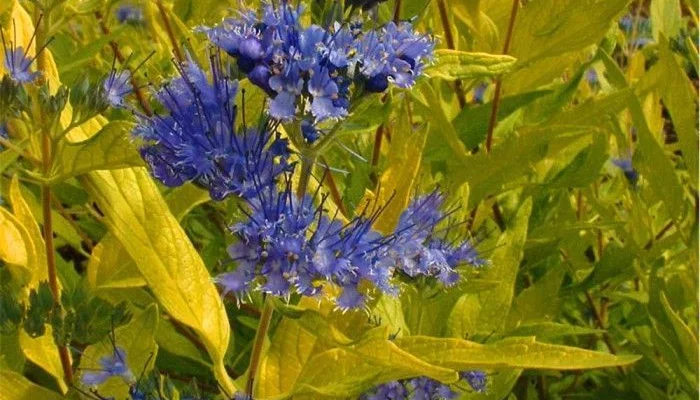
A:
510;0;629;66
448;199;532;337
659;292;699;373
50;121;143;181
654;39;699;183
8;176;48;290
0;370;64;400
396;336;640;370
87;183;209;291
80;304;159;399
451;90;552;149
627;93;686;221
650;0;683;41
292;332;458;398
506;268;566;329
257;296;370;398
504;322;605;340
81;168;235;393
426;49;517;80
19;326;68;394
546;133;609;188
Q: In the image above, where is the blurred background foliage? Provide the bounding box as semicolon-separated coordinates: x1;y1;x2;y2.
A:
0;0;697;399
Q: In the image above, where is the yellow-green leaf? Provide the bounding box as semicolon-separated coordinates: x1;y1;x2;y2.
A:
293;333;458;398
19;327;68;394
81;168;235;393
395;336;641;370
358;98;427;233
0;370;64;400
426;49;516;81
0;208;29;269
88;183;209;291
448;199;532;337
9;176;48;289
50;120;143;181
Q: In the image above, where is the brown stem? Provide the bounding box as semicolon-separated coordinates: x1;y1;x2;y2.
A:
643;220;674;250
436;0;466;108
320;156;347;216
296;152;315;199
155;0;184;63
393;0;402;22
485;0;520;153
491;202;506;231
34;7;74;385
369;124;384;186
585;291;625;374
246;297;274;397
576;190;584;221
95;11;153;116
169;317;208;355
537;375;547;400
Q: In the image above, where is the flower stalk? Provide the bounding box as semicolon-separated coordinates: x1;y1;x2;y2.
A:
245;296;274;397
33;7;74;385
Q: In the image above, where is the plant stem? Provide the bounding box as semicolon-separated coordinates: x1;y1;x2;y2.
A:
320;155;347;216
369;124;384;187
245;296;274;397
155;0;184;63
436;0;466;108
485;0;520;153
393;0;402;23
34;7;74;385
296;150;316;199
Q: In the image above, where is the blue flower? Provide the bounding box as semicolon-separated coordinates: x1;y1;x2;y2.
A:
115;5;144;25
0;123;8;151
612;156;639;186
308;66;348;121
301;119;320;143
2;46;40;84
461;370;488;393
132;52;290;200
102;70;132;108
81;346;135;386
585;68;599;87
472;82;488;104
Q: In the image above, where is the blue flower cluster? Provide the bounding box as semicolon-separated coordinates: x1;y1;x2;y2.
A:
618;14;653;48
201;1;433;140
118;8;478;310
360;370;487;399
115;4;145;26
216;187;486;310
131;53;291;200
384;191;488;286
